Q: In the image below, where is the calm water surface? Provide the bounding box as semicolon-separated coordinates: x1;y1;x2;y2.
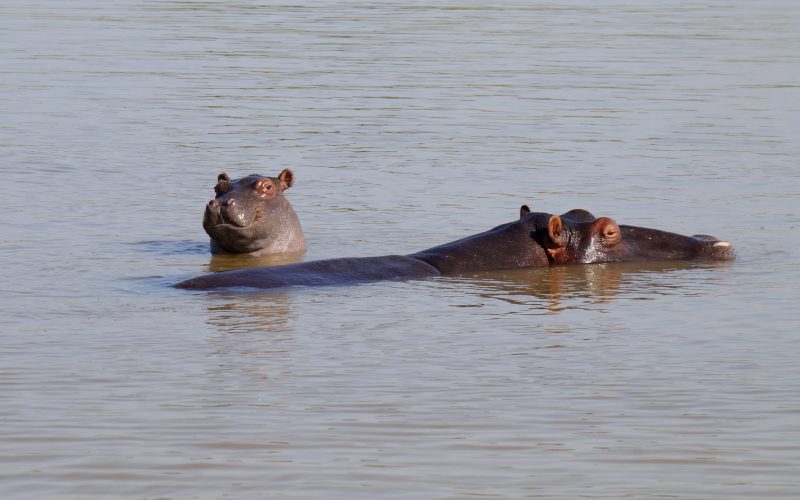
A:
2;1;799;498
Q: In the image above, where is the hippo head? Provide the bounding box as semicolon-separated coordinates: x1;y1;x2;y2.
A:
203;169;306;255
520;205;734;265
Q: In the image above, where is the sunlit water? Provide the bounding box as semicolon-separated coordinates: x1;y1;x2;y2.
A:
2;1;799;498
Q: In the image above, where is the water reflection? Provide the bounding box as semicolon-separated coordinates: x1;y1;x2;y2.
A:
205;250;305;272
198;253;305;334
449;260;733;313
202;291;295;334
197;260;733;338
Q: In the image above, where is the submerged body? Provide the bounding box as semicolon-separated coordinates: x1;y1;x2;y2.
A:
203;169;306;255
177;206;734;290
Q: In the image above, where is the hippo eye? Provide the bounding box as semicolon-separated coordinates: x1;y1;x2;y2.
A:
254;178;274;195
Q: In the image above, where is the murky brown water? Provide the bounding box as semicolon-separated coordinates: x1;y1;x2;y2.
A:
2;1;799;498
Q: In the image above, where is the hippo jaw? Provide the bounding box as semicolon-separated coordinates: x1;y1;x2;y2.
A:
614;225;735;262
206;223;303;254
203;212;268;254
581;223;734;264
203;204;306;254
203;199;261;252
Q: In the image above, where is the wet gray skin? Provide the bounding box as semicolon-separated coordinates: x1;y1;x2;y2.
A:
178;205;733;290
202;169;306;255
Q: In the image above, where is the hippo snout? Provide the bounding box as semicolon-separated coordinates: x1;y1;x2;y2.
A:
205;198;248;227
203;199;222;227
709;240;735;260
220;198;247;227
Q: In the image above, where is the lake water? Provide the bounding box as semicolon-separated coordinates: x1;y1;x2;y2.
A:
2;1;799;498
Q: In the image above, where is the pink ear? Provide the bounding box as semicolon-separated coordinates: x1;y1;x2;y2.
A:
547;215;566;248
277;169;294;191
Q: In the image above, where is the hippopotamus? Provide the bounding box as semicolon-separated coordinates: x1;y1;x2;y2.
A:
177;205;733;290
203;169;306;255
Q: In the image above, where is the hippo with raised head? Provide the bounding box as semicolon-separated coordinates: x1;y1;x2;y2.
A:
203;169;306;255
178;206;733;290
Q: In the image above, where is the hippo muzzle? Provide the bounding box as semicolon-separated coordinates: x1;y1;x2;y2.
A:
205;198;249;227
202;199;267;253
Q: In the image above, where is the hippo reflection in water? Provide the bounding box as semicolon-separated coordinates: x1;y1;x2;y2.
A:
178;205;733;290
203;169;306;255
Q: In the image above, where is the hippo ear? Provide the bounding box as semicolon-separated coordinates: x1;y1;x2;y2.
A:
595;217;621;246
277;169;294;191
547;215;567;248
519;205;531;219
214;174;231;195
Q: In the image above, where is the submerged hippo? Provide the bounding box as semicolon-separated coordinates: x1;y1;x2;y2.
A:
203;169;306;255
177;205;733;290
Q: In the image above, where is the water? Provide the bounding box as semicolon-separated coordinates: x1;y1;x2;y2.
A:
2;1;799;497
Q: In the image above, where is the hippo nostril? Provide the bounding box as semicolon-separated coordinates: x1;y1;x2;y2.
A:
208;200;220;208
224;199;235;207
